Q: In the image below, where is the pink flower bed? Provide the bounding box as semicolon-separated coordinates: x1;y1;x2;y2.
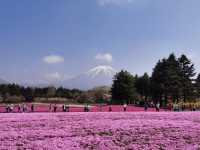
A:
0;112;200;149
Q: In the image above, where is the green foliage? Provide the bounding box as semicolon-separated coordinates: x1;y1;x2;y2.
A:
0;84;83;103
195;74;200;98
151;54;183;103
135;73;150;100
151;53;197;104
178;54;196;101
111;70;137;104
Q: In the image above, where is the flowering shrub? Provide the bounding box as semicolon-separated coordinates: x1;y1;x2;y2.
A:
0;112;199;149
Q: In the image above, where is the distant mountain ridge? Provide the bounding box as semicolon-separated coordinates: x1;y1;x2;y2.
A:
0;78;9;84
61;65;117;90
14;65;117;90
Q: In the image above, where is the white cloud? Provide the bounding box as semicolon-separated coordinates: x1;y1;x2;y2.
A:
97;0;133;6
43;55;64;64
95;53;113;63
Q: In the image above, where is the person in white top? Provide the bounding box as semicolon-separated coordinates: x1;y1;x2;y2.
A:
10;104;14;112
123;103;127;112
156;102;160;112
18;104;21;112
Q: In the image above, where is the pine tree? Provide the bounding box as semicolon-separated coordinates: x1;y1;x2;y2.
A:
111;70;137;104
165;54;182;102
151;59;168;104
195;74;200;99
135;73;150;101
151;53;182;104
178;54;196;101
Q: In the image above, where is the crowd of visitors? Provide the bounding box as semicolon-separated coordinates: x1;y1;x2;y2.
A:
4;103;90;113
3;103;129;113
170;103;200;112
6;103;30;113
1;102;200;113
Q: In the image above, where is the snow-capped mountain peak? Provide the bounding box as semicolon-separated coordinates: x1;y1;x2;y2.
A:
86;65;117;78
60;65;117;90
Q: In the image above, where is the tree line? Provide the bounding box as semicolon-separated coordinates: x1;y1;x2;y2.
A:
0;85;83;103
111;53;200;106
0;84;111;104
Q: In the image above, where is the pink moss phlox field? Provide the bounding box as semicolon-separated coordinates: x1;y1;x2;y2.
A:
0;112;200;150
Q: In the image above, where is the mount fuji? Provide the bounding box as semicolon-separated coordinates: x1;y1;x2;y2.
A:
61;65;117;90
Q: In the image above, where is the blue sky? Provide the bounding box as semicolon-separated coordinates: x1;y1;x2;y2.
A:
0;0;200;84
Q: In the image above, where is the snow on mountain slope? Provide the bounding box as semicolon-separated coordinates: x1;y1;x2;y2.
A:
62;65;117;90
86;65;116;78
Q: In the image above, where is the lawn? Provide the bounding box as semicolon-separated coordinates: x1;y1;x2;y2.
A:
0;112;200;150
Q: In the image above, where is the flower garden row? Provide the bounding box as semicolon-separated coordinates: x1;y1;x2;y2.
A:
0;112;199;149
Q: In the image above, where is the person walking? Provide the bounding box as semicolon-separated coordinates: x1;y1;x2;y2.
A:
49;104;52;112
168;102;173;111
63;104;66;112
66;104;69;112
84;104;87;112
84;104;89;112
123;103;127;112
156;102;160;112
6;104;9;113
22;103;26;112
193;104;196;111
10;104;14;113
18;104;21;112
87;104;90;112
53;104;57;112
144;102;148;112
31;104;34;112
182;103;185;111
109;105;112;112
25;104;28;112
150;101;154;108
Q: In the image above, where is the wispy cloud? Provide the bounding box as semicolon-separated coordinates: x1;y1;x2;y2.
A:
95;53;113;63
43;55;64;64
97;0;133;6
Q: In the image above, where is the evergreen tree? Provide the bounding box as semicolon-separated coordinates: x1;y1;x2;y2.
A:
165;54;182;102
151;59;168;104
135;73;150;101
21;87;35;101
151;53;182;104
195;74;200;99
8;84;21;96
111;70;137;104
178;54;196;101
0;84;9;101
56;87;65;97
34;88;44;97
